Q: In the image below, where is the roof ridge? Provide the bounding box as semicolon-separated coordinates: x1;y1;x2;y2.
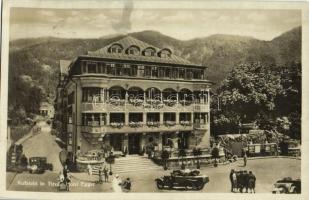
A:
87;35;201;67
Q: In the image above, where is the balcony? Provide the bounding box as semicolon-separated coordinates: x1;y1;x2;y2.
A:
193;123;208;130
81;123;194;135
81;125;107;134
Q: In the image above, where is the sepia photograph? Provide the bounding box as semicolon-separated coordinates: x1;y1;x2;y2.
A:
1;0;307;198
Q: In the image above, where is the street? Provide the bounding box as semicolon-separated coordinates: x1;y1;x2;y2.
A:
6;120;113;192
6;120;301;193
111;157;301;193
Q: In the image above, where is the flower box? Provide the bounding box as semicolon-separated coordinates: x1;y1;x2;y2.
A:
110;122;124;129
147;121;160;127
129;121;143;128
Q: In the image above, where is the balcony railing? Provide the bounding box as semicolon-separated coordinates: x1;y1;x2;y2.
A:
81;101;209;112
81;123;194;134
193;123;208;130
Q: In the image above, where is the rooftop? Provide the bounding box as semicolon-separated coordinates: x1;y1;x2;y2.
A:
87;36;201;67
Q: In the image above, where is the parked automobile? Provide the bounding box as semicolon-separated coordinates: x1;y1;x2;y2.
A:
272;177;301;194
155;169;209;190
28;157;53;174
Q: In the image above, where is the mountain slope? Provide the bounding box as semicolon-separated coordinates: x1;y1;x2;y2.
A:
8;26;301;104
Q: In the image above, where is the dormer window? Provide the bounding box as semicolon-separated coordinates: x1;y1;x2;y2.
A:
109;44;123;53
158;48;172;58
126;45;140;55
143;47;156;57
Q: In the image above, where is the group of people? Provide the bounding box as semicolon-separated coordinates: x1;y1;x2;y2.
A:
86;164;110;184
229;169;256;193
98;166;110;184
112;174;132;192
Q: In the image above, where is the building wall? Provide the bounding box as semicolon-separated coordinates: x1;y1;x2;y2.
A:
63;68;211;159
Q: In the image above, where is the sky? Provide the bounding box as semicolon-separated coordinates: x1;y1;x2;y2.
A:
9;6;301;41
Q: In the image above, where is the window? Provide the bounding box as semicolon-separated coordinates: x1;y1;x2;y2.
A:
179;68;185;79
171;68;178;79
115;64;123;76
151;66;158;78
158;67;165;77
82;113;106;126
87;62;97;73
82;88;103;102
144;66;151;77
165;68;171;78
186;69;193;80
159;49;172;58
82;61;87;73
97;62;106;74
127;46;140;55
110;44;123;53
107;63;116;75
144;48;156;56
193;69;202;79
131;65;138;76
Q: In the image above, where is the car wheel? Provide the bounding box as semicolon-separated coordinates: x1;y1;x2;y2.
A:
156;181;164;189
185;182;195;190
196;182;205;190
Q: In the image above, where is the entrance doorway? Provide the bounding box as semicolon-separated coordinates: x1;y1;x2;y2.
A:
128;134;140;154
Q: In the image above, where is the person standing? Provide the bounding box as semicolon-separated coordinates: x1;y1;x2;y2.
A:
103;166;109;182
232;170;238;192
112;174;122;193
243;170;249;193
243;151;247;167
87;164;92;176
63;165;70;184
229;169;234;192
248;171;256;193
98;167;103;184
238;171;244;193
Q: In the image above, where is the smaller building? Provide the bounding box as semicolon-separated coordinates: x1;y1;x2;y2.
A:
39;102;54;118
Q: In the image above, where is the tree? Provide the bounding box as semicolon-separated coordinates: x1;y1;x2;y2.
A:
211;62;283;135
211;62;301;141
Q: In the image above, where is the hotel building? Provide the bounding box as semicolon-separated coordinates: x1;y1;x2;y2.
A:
55;36;212;162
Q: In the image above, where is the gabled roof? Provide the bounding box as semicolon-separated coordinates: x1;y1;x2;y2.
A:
87;36;201;67
59;60;71;75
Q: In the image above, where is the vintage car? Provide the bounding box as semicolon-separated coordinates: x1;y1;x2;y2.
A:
272;177;301;194
28;157;53;174
155;169;209;190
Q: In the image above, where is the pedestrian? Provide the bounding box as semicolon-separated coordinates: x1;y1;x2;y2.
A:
243;151;247;167
243;170;249;193
98;167;103;184
122;178;131;192
248;171;256;193
112;174;122;193
87;164;92;176
232;170;238;192
63;165;70;184
229;169;234;192
103;166;109;182
238;171;244;193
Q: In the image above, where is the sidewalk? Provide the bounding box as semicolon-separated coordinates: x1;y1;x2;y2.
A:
70;172;114;192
